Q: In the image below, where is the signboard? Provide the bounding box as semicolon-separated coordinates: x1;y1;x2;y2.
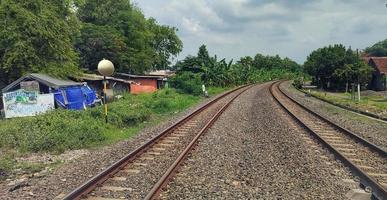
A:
20;81;39;92
2;90;54;118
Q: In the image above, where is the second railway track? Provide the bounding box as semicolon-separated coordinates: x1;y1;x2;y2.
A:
271;81;387;199
63;85;253;200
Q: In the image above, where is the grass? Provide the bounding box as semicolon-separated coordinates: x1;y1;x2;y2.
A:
0;87;226;177
304;89;387;118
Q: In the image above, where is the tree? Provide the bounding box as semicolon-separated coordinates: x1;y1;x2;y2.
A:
76;0;182;74
173;44;211;73
304;44;372;90
365;39;387;56
197;45;211;67
0;0;80;85
148;18;183;70
75;23;129;72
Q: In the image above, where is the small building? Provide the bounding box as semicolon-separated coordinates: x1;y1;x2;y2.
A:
365;57;387;91
1;73;96;114
76;74;134;97
2;73;83;94
116;73;171;94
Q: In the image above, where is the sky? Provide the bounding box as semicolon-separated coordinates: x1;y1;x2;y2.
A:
133;0;387;64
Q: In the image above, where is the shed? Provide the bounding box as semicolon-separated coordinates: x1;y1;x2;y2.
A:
366;57;387;91
1;73;96;111
2;73;83;94
116;73;167;94
77;74;134;96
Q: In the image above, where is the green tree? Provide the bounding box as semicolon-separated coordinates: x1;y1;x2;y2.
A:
0;0;80;85
76;0;182;74
148;18;183;70
304;44;372;90
75;23;129;72
365;39;387;56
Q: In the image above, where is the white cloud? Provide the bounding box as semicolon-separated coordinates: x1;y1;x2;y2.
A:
134;0;387;63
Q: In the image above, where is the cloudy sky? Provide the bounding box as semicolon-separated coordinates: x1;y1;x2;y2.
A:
133;0;387;64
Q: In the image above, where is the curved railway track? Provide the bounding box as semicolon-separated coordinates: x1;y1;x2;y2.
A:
63;85;253;200
270;81;387;199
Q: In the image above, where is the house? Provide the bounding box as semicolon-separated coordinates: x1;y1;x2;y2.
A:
116;72;172;94
1;74;97;117
365;57;387;91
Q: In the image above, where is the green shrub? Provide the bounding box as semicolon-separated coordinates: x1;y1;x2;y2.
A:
0;110;105;153
293;77;304;89
170;72;203;96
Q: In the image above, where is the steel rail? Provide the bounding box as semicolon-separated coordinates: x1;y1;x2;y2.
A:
63;85;249;200
144;85;254;200
270;81;387;199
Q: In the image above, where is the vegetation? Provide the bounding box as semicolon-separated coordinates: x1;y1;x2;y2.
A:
0;0;182;85
0;0;80;85
305;90;387;118
304;44;372;91
0;89;201;154
75;0;182;73
365;39;387;57
172;45;303;93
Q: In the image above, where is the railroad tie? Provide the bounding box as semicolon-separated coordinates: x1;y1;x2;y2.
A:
324;139;346;144
322;136;342;140
152;147;166;151
340;152;357;157
139;156;154;160
161;139;175;143
357;165;375;171
146;151;161;156
85;197;125;200
133;162;147;167
156;143;174;147
348;158;363;163
367;173;387;178
335;148;355;152
331;143;353;148
122;169;140;174
100;186;133;192
110;176;127;181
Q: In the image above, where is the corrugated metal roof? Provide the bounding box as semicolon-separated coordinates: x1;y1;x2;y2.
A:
78;74;135;84
116;73;164;79
2;73;82;93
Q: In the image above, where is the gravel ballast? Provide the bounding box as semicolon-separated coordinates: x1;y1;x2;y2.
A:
281;81;387;151
162;83;355;199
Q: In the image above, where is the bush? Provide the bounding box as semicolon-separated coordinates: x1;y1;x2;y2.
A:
0;110;105;153
293;77;304;89
170;72;203;96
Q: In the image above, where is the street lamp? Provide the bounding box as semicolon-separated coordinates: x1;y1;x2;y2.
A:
98;59;115;123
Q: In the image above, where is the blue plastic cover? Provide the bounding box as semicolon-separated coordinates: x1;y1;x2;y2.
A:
81;86;97;106
53;85;96;110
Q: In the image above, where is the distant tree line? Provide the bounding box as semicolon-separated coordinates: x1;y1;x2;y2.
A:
171;45;303;95
0;0;182;86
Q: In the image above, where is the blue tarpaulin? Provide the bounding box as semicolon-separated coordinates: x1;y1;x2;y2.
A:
53;85;96;110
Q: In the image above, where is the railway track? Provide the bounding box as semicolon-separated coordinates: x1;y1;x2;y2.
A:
270;81;387;199
63;85;252;200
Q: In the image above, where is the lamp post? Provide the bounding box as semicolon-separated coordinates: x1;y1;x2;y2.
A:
98;59;115;123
